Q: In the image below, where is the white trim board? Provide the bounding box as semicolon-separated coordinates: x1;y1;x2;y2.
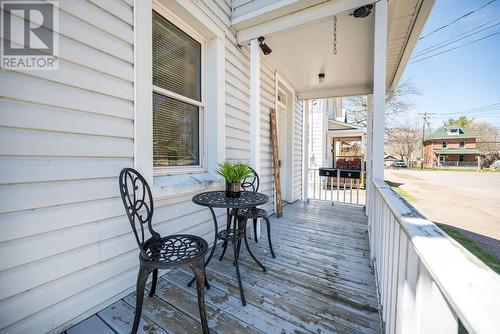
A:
236;0;373;44
134;0;226;191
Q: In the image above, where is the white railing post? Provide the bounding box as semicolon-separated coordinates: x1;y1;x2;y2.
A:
370;178;500;334
372;0;387;184
366;94;373;215
250;38;261;239
302;100;310;201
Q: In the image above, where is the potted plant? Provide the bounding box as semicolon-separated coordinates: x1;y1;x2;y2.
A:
216;161;252;198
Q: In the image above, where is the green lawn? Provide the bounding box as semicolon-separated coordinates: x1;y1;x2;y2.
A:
385;179;500;275
384;180;417;202
437;225;500;274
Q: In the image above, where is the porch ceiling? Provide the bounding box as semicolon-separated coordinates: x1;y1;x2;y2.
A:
262;11;374;99
329;120;366;138
234;0;435;99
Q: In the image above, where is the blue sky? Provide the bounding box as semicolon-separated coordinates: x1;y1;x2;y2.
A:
400;0;500;130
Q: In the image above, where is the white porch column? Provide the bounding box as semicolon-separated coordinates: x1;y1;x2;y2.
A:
250;38;261;239
250;38;261;173
134;0;153;184
365;94;373;215
372;0;387;182
302;100;310;201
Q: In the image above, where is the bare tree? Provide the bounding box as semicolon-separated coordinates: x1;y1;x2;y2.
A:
344;80;421;128
386;118;421;164
470;121;500;154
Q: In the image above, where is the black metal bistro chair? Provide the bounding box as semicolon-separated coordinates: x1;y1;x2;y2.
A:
220;167;276;260
118;168;210;334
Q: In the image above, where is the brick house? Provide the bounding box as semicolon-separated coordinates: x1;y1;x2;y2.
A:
423;126;480;167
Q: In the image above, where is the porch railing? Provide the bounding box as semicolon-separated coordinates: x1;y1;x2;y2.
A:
306;168;365;205
436;161;477;168
369;179;500;334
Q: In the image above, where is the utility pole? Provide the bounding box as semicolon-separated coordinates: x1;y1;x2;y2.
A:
418;112;431;169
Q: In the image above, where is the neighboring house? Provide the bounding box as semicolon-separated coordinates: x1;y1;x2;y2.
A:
384;155;397;166
308;99;332;169
328;119;366;169
309;97;365;170
423;126;480;167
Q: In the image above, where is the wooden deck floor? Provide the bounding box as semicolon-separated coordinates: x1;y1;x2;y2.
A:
67;201;380;334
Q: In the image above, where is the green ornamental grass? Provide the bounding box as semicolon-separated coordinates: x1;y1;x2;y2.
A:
216;161;252;183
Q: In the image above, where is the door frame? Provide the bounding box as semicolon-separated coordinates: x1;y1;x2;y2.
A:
274;72;295;204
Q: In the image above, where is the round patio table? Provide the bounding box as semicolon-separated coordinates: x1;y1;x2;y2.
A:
188;190;269;306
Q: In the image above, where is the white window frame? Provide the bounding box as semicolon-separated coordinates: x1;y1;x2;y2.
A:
152;4;207;175
134;0;225;189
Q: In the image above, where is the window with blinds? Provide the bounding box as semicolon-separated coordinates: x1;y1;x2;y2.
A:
152;10;203;168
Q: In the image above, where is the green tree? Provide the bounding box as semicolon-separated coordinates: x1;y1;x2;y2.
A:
444;116;474;128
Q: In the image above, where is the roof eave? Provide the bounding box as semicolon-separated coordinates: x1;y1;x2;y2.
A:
387;0;436;94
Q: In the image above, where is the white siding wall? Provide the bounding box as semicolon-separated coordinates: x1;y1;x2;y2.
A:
225;41;251;161
0;1;137;333
0;0;304;332
293;99;304;200
259;62;276;213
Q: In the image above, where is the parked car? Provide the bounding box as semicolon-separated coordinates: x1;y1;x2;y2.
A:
391;160;408;168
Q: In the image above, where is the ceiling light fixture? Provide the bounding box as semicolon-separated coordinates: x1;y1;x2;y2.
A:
318;73;325;84
258;36;272;55
352;5;373;18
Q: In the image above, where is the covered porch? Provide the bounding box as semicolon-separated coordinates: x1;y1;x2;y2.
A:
2;0;499;333
67;201;380;334
97;0;497;333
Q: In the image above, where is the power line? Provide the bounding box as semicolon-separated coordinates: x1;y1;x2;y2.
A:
439;103;500;113
436;103;500;115
414;17;500;56
473;115;500;118
419;0;497;40
430;102;500;117
412;20;500;58
409;30;500;64
434;107;500;117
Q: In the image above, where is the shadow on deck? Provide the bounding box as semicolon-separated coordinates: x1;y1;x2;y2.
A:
67;201;380;334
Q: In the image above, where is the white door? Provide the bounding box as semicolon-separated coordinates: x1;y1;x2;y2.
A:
275;79;295;203
277;105;289;201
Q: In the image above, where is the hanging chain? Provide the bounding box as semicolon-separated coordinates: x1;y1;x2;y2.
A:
333;16;338;55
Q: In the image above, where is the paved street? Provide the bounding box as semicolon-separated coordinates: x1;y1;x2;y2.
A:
385;169;500;259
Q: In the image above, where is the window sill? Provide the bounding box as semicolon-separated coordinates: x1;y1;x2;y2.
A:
153;172;224;199
154;167;207;177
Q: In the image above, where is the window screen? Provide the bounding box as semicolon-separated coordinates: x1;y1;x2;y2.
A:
152;10;202;168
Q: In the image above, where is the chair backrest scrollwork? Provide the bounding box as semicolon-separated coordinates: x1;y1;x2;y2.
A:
118;168;157;257
241;166;260;193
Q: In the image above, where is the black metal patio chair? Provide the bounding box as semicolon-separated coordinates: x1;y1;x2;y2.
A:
219;167;276;261
118;168;210;334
